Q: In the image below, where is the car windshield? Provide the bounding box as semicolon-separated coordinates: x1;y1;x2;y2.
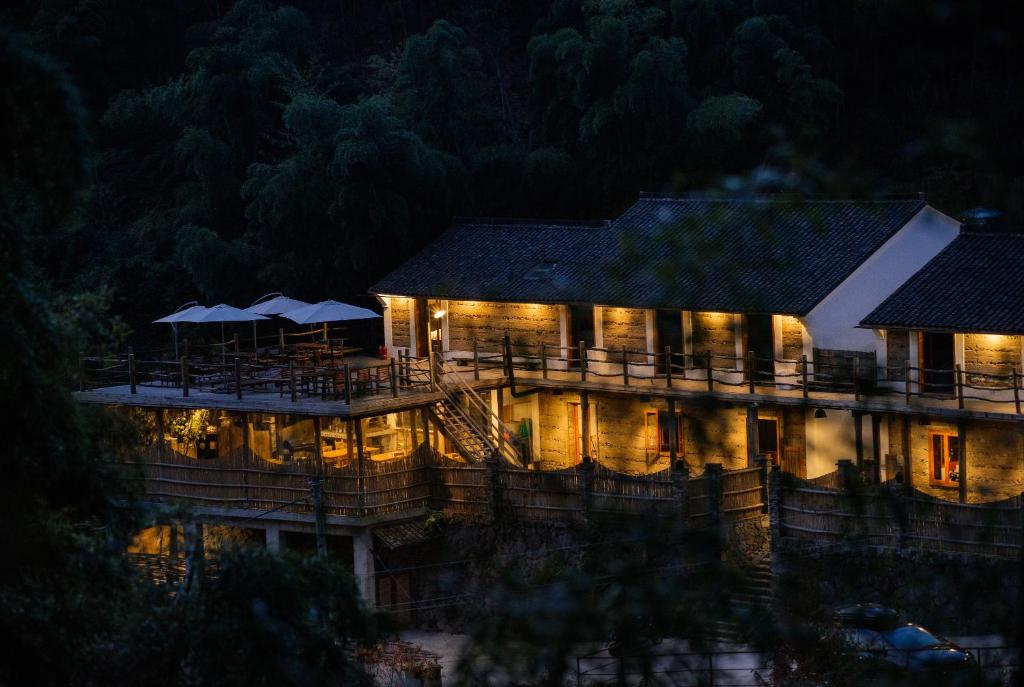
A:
884;625;944;650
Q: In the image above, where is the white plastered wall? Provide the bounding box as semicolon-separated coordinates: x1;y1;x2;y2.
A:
803;206;960;353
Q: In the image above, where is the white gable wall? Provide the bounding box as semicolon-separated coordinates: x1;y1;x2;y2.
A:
803;205;960;352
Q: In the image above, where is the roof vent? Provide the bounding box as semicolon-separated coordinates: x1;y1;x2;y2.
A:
961;207;1006;233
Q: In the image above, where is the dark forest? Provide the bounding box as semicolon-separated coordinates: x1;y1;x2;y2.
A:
4;0;1024;333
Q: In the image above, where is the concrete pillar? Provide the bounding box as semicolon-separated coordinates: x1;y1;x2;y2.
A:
265;525;281;552
352;529;376;606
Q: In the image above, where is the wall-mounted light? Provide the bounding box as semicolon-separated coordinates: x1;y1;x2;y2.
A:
814;408;827;419
433;309;446;319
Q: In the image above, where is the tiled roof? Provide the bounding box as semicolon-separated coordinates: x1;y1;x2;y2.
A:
860;232;1024;334
370;197;927;315
373;520;437;550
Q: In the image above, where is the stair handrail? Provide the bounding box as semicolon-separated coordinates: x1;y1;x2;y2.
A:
435;394;495;460
433;355;525;467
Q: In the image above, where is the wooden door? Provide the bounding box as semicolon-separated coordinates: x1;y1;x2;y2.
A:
756;418;781;465
919;331;955;395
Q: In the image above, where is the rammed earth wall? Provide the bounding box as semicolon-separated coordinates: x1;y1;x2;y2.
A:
779;316;806;361
391;297;412;349
446;300;562;353
886;416;1024;502
691;312;737;365
964;333;1021;386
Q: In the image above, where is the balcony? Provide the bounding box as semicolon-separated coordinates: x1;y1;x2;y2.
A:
453;336;1024;421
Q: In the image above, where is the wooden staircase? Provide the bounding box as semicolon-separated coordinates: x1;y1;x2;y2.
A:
428;356;527;467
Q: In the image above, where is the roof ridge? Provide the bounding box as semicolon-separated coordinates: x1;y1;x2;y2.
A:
451;216;610;228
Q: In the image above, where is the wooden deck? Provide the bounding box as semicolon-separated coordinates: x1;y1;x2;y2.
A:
75;383;446;417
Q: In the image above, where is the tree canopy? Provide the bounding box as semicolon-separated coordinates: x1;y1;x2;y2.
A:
6;0;1022;338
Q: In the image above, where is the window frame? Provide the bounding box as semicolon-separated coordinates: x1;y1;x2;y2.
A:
644;409;684;461
928;430;960;487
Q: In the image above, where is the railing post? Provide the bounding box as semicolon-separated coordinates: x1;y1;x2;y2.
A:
389;358;399;398
672;460;690;531
853;355;861;400
579;341;587;382
904;360;912;405
955;363;965;409
706;349;713;392
541;342;548;379
128;352;137;394
234;355;242;400
801;354;809;400
664;345;672;388
768;464;781;554
288;357;297;402
621;345;629;386
181;357;189;398
747;350;756;393
428;346;437;390
838;459;856;492
485;450;501;523
579;455;594;525
705;462;723;542
473;339;480;381
1014;367;1021;414
343;363;352;405
278;327;285;352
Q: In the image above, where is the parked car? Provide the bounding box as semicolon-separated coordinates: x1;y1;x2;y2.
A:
835;604;980;685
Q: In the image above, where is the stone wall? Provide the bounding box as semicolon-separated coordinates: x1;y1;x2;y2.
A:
776;547;1021;636
779;316;806;361
390;297;412;349
601;307;648;360
886;329;910;380
691;312;737;367
447;300;562;354
964;333;1021;387
886;416;1024;502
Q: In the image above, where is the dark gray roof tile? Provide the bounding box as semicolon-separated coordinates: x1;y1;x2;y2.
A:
861;233;1024;334
370;197;927;315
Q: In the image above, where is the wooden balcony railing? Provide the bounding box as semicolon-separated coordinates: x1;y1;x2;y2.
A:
114;444;769;527
81;333;1024;415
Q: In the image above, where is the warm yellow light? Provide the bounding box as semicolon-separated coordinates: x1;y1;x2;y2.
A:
433;309;446;319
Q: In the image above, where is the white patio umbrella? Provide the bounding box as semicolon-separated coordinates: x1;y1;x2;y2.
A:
153;302;208;358
282;299;381;325
282;299;381;350
245;293;312;352
177;303;269;363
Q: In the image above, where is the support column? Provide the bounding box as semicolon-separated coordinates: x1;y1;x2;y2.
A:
958;420;968;504
352;529;377;606
745;404;758;468
854;412;864;469
580;391;591;460
902;415;913;494
419;406;431;449
355;419;367;515
871;414;882;484
667;397;678;468
265;525;281;553
311;417;327;557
